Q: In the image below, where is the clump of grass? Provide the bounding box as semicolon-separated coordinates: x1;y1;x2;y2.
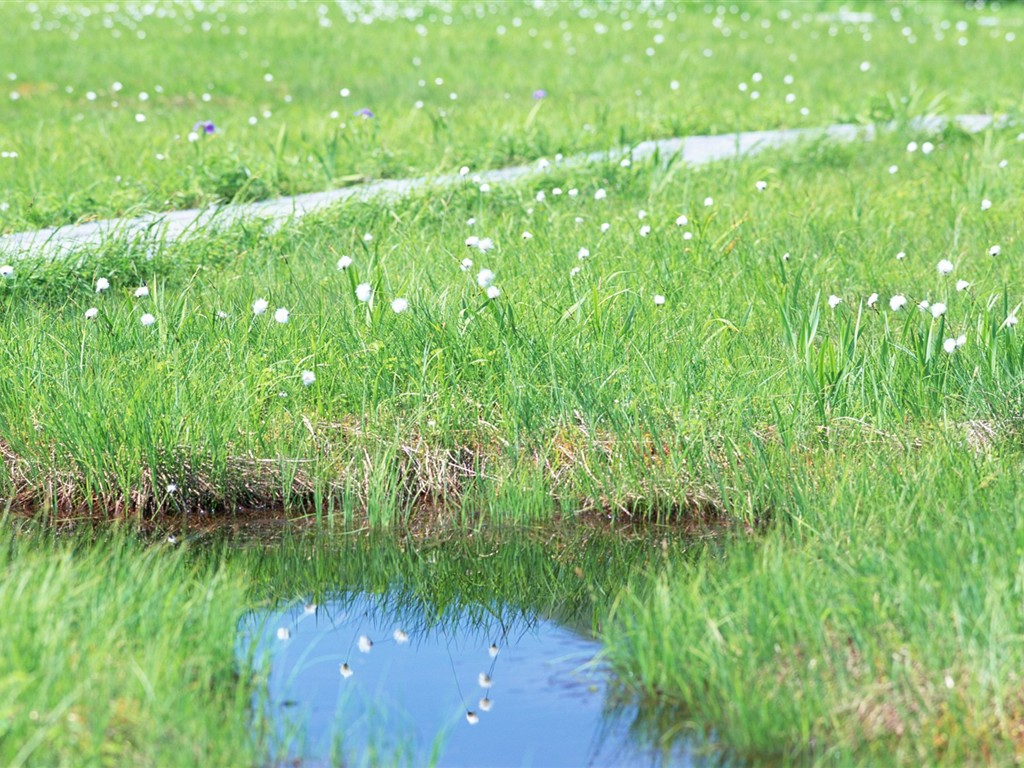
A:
0;524;257;767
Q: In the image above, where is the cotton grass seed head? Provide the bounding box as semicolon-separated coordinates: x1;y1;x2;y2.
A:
460;258;473;271
391;298;409;313
930;302;947;318
274;308;289;323
358;635;373;653
301;370;316;386
252;298;269;315
85;307;99;319
937;259;954;275
356;283;373;302
95;277;109;292
134;285;149;298
486;286;501;299
828;295;842;309
476;269;495;288
956;280;970;292
340;663;353;678
889;294;907;311
140;313;156;326
336;255;353;270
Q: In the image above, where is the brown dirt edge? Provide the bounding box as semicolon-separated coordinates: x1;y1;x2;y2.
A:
0;437;769;540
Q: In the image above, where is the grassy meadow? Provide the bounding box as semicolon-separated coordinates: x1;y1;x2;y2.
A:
0;0;1022;230
2;0;1024;766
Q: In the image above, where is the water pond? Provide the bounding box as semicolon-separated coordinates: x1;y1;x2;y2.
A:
240;591;695;767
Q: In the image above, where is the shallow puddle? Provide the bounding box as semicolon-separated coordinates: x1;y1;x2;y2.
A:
240;592;694;767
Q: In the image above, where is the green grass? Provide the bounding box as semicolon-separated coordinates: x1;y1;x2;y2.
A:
3;1;1024;765
1;0;1022;230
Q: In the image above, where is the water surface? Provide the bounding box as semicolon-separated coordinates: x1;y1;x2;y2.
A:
240;592;695;767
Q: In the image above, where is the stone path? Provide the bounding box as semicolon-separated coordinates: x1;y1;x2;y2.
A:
0;114;1003;257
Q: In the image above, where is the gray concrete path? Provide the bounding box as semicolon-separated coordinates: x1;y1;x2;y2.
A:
0;114;1003;258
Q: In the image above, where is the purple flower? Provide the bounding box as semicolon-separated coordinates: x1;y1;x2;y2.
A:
532;89;547;100
192;120;216;135
355;108;374;119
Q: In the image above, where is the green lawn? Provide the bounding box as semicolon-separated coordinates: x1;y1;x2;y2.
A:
1;0;1022;230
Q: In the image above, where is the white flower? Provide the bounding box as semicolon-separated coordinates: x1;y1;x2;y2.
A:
301;370;316;386
867;293;879;307
675;215;688;226
252;298;269;315
393;629;409;644
943;337;957;354
166;483;178;493
981;198;992;211
460;258;474;271
486;285;501;299
955;280;970;292
134;285;150;298
85;307;99;319
755;180;767;191
989;245;1001;257
336;255;353;270
653;294;666;305
703;196;714;207
476;269;495;288
391;297;408;313
355;283;373;302
276;627;290;640
95;277;110;292
930;302;947;318
889;295;907;311
358;635;373;653
339;663;354;678
187;131;199;142
521;231;533;240
274;307;289;323
937;259;954;275
141;313;156;326
828;294;842;309
594;188;606;200
577;247;590;260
